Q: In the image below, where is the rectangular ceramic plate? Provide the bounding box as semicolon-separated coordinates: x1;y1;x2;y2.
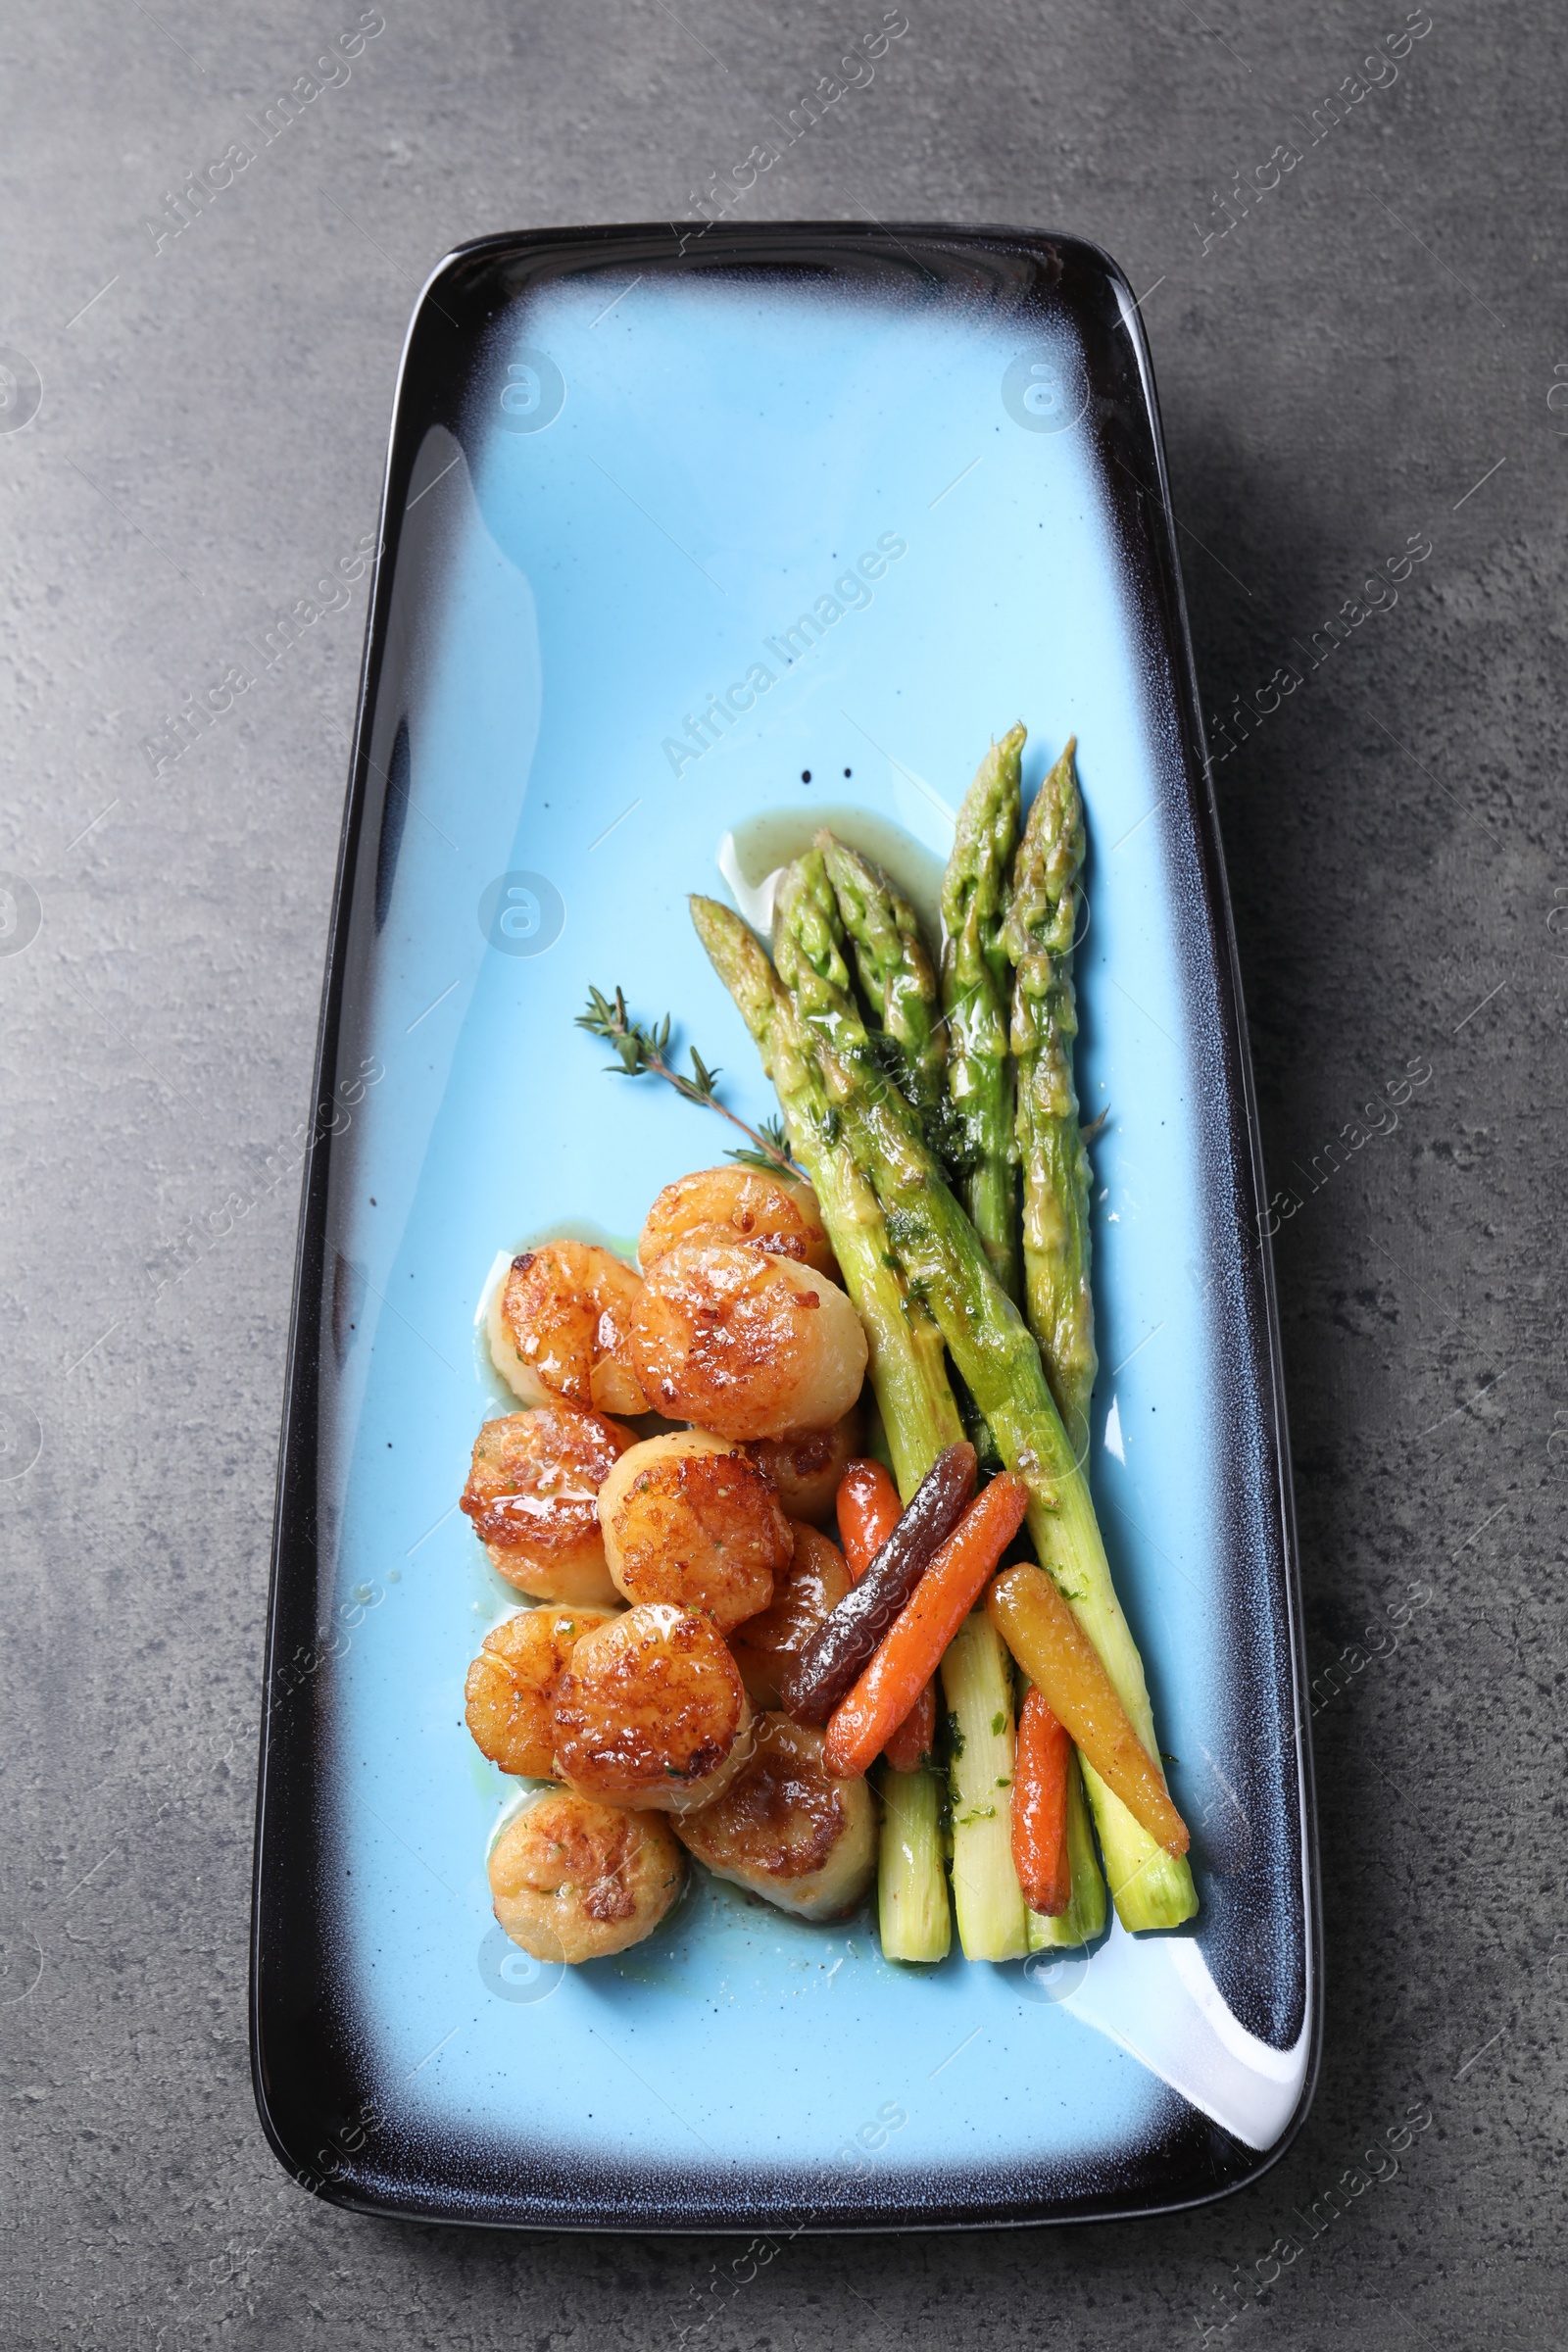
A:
250;223;1319;2230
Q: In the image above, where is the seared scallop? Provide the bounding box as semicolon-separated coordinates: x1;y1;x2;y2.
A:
489;1240;650;1416
673;1715;876;1922
729;1521;852;1710
460;1405;635;1605
597;1430;791;1631
639;1166;838;1279
465;1604;620;1777
488;1789;685;1963
630;1241;868;1441
745;1407;862;1525
552;1602;753;1814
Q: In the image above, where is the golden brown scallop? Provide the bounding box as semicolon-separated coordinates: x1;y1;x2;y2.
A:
639;1166;838;1279
673;1715;876;1922
629;1241;868;1441
597;1430;791;1631
745;1406;862;1525
460;1405;636;1606
729;1521;853;1711
489;1240;649;1416
552;1602;753;1814
489;1789;685;1963
465;1604;620;1777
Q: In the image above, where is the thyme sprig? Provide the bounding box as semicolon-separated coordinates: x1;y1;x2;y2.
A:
577;985;802;1177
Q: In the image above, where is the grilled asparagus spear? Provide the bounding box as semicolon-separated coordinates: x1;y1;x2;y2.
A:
817;831;946;1118
815;831;1001;1469
941;1611;1030;1961
940;727;1024;1300
875;1763;952;1964
1004;736;1097;1457
769;857;1197;1932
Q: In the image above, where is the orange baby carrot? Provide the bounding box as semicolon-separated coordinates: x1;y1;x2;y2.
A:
882;1681;936;1772
836;1458;902;1583
1012;1689;1072;1915
824;1474;1030;1780
834;1460;948;1768
836;1457;936;1768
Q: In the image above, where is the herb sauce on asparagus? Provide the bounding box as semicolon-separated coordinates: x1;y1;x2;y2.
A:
1003;736;1097;1455
940;726;1025;1301
818;831;947;1117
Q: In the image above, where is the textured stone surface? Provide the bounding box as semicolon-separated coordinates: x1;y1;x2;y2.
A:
0;3;1560;2345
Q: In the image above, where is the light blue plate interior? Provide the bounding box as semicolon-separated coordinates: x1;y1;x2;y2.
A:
307;257;1302;2208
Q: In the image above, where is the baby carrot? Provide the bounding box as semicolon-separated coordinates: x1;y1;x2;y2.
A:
837;1459;940;1768
824;1475;1030;1780
883;1682;936;1771
786;1443;976;1724
1012;1689;1072;1914
836;1458;902;1582
987;1563;1190;1857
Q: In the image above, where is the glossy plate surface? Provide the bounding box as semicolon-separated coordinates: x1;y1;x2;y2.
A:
250;223;1319;2230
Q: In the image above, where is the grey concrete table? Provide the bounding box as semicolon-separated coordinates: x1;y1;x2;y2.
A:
2;4;1560;2345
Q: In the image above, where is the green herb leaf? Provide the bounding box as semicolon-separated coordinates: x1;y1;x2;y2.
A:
580;984;804;1176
